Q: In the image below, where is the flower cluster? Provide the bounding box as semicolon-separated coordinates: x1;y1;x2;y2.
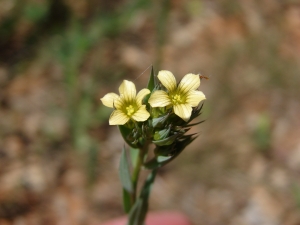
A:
101;69;206;160
101;70;205;125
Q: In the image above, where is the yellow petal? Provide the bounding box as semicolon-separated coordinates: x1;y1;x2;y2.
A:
186;90;206;107
109;110;130;125
148;90;172;107
178;73;200;94
113;96;124;110
131;105;150;122
119;80;136;102
173;104;192;122
136;88;150;106
157;70;177;92
100;93;119;108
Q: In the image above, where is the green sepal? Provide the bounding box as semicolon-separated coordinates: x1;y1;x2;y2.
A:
154;145;173;156
153;127;170;141
152;133;179;146
127;170;157;225
184;120;205;128
188;103;204;122
151;113;169;128
119;125;139;148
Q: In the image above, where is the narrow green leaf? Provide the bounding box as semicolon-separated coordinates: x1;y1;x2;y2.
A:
119;125;138;148
123;188;132;213
144;66;156;105
140;170;157;197
127;198;143;225
130;147;139;168
144;136;197;169
134;199;144;225
143;155;171;169
147;66;156;92
127;170;157;225
119;147;133;193
137;170;157;224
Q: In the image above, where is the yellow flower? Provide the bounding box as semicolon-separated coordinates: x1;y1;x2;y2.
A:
148;70;206;121
101;80;150;125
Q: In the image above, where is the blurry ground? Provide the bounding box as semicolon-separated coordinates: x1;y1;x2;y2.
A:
0;0;300;225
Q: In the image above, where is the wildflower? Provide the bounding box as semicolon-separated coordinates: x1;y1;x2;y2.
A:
148;70;206;121
101;80;150;125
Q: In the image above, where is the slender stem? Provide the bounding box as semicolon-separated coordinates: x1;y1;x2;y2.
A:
131;150;143;203
127;142;156;225
131;142;149;205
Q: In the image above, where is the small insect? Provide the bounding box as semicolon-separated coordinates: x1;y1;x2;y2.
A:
199;75;209;80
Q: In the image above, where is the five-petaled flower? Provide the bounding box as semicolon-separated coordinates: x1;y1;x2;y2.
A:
148;70;206;121
101;80;150;125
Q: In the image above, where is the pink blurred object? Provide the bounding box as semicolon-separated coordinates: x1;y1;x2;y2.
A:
101;211;191;225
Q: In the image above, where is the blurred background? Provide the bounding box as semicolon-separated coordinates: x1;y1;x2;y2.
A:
0;0;300;224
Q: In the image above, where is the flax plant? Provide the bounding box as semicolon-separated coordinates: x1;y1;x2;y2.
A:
100;68;206;225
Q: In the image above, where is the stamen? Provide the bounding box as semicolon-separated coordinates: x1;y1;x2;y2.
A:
126;105;135;116
171;94;183;105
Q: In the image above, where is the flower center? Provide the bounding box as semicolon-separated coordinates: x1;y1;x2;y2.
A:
126;105;135;116
171;94;184;105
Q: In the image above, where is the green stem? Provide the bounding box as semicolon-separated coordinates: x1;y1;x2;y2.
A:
127;143;156;225
131;142;149;206
131;150;143;203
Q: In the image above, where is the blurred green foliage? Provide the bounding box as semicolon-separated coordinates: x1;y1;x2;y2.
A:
292;183;300;209
23;2;49;22
253;113;271;155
